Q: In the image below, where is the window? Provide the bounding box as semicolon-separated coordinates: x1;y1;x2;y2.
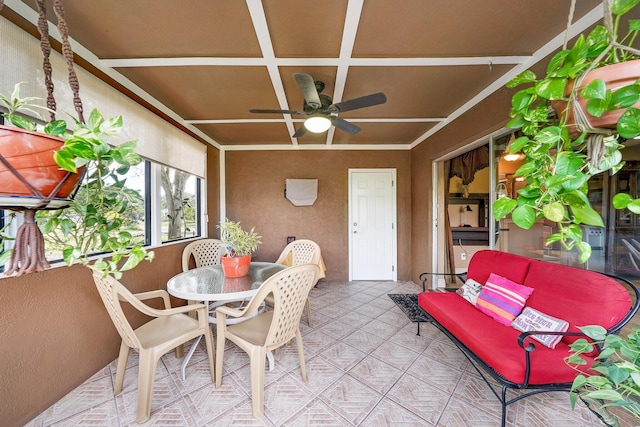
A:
160;166;201;242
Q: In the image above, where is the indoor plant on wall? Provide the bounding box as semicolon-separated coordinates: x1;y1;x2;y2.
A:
493;0;640;263
217;218;262;277
0;84;154;278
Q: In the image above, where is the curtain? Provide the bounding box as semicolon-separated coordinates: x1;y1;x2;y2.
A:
449;145;490;185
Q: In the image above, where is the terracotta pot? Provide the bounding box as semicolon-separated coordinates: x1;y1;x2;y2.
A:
552;60;640;137
221;254;251;277
0;125;84;208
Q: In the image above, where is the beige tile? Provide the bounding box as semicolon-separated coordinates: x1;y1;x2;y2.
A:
386;373;450;424
347;355;403;394
341;329;387;354
361;398;435;426
263;373;315;425
183;378;247;424
282;399;351;426
46;399;120;427
370;339;420;371
38;376;115;424
407;356;464;394
319;375;383;425
319;341;367;371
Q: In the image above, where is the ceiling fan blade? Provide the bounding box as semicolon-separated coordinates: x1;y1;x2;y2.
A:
249;108;303;114
293;73;322;109
329;92;387;113
331;117;361;135
292;125;307;138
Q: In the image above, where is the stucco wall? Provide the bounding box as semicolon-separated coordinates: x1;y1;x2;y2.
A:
0;242;190;426
222;150;412;281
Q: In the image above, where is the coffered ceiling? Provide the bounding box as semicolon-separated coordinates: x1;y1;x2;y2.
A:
2;0;605;150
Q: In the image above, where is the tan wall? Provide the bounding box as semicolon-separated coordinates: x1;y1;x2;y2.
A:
0;243;190;427
222;150;412;281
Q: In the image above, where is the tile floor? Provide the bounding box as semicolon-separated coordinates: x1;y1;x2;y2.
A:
26;280;613;426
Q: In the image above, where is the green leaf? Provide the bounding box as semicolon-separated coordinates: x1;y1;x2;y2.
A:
546;50;570;75
53;150;77;173
506;114;526;129
580;79;607;100
506;70;537;88
509;136;529;153
555;151;584;175
586;95;610;117
579;325;607;340
535;126;563;145
87;108;105;131
611;84;640;108
627;199;640;215
493;197;518;220
543;202;565;222
9;115;36;130
572;204;605;227
612;193;633;209
535;78;567;100
611;0;640;16
43;120;68;136
511;90;533;112
512;205;536;229
618;107;640;138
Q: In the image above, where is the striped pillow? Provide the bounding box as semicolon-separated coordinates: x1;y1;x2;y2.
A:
476;273;534;326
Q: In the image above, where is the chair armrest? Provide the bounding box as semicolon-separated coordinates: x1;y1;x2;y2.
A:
216;305;244;318
132;289;172;309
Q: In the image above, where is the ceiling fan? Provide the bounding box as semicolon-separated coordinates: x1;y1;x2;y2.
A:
249;73;387;138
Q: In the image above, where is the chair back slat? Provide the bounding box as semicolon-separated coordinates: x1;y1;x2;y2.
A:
182;239;227;271
92;274;142;350
263;264;319;347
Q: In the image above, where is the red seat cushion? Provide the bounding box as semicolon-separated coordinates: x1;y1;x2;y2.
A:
418;292;595;385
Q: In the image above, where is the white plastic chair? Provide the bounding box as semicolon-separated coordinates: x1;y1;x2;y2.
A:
92;272;215;423
275;239;321;326
215;264;320;417
181;238;227;272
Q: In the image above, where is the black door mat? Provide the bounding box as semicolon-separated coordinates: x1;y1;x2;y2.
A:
388;294;431;323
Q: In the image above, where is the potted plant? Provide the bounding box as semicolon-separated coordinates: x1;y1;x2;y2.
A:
493;0;640;263
566;325;640;426
0;84;154;278
217;218;261;277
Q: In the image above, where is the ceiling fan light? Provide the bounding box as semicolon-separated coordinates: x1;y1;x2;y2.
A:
304;115;332;133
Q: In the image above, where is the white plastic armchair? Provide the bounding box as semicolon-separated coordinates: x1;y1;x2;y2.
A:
92;272;215;424
181;238;227;272
215;264;320;417
274;239;321;326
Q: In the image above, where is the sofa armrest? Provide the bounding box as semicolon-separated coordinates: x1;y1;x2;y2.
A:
517;330;588;351
419;271;467;291
515;330;591;388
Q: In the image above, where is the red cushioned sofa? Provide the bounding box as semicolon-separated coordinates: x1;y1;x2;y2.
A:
418;250;639;427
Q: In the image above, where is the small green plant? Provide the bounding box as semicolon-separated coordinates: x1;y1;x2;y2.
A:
217;218;261;257
494;0;640;263
566;325;640;425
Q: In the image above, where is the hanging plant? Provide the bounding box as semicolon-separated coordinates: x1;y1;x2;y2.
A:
0;0;153;278
493;0;640;263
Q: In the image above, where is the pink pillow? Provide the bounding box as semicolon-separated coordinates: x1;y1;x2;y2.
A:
476;273;534;326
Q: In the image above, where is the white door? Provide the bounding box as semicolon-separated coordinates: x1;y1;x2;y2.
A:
349;169;397;280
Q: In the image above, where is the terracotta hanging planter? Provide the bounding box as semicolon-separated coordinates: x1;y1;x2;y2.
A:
552;60;640;137
220;254;251;277
0;125;84;209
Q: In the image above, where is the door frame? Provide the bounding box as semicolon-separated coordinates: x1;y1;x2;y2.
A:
348;168;397;281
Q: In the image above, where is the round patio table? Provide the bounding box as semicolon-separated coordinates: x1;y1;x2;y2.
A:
167;262;287;379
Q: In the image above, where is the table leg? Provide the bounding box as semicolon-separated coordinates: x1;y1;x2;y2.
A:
181;335;203;381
